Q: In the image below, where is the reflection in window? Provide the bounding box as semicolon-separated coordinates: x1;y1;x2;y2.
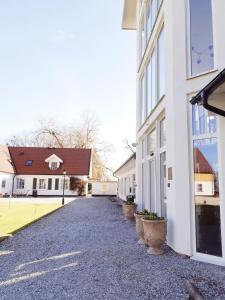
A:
193;138;222;257
189;0;214;75
192;104;216;136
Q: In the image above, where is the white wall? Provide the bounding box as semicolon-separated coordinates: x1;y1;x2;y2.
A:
13;175;88;196
92;182;118;196
0;172;14;196
134;0;225;259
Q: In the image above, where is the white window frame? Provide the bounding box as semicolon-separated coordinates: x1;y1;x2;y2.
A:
17;178;25;190
189;102;225;264
39;179;46;190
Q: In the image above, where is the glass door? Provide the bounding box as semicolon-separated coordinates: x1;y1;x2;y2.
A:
192;105;222;257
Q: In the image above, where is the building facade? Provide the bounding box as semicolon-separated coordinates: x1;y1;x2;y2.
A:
122;0;225;265
114;153;136;201
2;147;92;197
0;145;14;196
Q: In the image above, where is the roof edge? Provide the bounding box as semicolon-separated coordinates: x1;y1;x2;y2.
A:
113;153;136;176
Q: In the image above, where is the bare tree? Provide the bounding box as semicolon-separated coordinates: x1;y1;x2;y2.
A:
123;137;135;154
6;113;113;180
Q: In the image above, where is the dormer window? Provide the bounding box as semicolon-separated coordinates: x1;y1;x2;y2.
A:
45;154;63;171
50;162;58;170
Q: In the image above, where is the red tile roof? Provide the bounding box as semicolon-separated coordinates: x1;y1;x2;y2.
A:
8;147;91;176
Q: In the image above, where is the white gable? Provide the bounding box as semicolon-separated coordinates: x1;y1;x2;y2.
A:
45;154;63;163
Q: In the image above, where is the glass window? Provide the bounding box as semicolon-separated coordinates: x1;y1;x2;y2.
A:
147;0;158;40
25;160;33;166
61;178;69;190
189;0;214;75
39;179;46;190
146;49;156;116
142;139;146;159
1;180;6;189
160;118;166;147
17;178;25;189
55;178;59;190
193;138;222;257
192;105;216;136
50;162;58;170
147;129;157;156
147;59;152;115
151;50;156;108
158;28;165;99
140;15;146;58
141;74;146;124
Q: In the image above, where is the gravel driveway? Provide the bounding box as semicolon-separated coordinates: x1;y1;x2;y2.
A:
0;197;225;300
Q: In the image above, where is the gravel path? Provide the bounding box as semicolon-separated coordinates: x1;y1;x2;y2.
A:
0;197;225;300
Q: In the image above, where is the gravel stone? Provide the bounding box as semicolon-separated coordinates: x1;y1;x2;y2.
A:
0;197;225;300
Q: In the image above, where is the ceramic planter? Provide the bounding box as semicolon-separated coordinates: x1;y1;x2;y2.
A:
142;218;167;255
122;203;137;220
134;213;146;244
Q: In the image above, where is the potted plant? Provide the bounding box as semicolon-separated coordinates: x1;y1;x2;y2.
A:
134;209;149;245
142;212;167;255
122;195;137;220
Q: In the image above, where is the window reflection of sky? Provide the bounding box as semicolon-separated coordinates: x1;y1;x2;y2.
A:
190;0;214;75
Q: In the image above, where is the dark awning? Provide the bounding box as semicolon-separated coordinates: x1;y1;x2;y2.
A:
190;69;225;117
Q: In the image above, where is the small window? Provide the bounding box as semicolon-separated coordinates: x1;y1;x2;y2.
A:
17;178;25;189
55;178;59;190
50;162;58;170
61;178;69;190
39;179;46;190
1;180;6;189
25;160;33;166
197;183;203;192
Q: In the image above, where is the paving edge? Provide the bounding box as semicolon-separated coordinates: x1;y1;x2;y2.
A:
0;205;64;243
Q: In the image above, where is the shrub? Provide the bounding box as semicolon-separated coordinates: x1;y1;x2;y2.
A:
70;177;85;196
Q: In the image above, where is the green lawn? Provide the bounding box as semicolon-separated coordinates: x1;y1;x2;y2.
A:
0;202;61;236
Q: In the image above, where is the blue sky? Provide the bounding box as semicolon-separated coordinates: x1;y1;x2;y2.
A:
0;1;136;169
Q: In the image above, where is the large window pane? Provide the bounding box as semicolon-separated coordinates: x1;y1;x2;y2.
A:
151;50;156;108
140;15;146;58
158;28;165;99
160;118;166;147
192;105;216;136
190;0;214;75
141;75;146;124
147;129;157;156
193;138;222;257
147;59;152;115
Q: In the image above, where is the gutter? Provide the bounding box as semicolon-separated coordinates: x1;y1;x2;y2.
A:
190;68;225;117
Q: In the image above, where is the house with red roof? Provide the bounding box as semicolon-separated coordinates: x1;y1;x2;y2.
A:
0;146;92;197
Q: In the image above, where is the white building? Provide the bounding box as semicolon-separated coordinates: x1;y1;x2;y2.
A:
114;153;136;201
6;147;92;197
122;0;225;265
0;145;14;196
91;181;118;197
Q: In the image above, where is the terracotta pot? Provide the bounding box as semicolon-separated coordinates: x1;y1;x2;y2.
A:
122;203;137;220
142;218;167;255
134;213;146;244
